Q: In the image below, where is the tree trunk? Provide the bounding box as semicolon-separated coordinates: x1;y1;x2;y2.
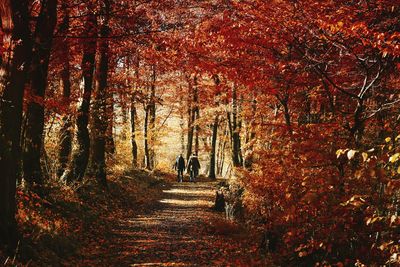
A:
228;83;242;167
22;0;58;187
149;65;156;168
244;94;257;169
180;94;185;154
186;76;194;161
278;94;292;134
0;0;32;250
62;12;97;183
282;101;291;132
57;4;72;177
144;106;151;169
105;91;115;155
351;99;365;147
186;105;194;161
91;0;110;187
208;115;219;179
218;124;228;176
131;55;139;168
193;76;200;155
131;102;138;167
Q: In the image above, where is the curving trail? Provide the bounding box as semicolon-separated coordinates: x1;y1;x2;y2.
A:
82;181;263;266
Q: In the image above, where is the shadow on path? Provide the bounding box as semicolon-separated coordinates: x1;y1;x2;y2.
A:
82;181;262;266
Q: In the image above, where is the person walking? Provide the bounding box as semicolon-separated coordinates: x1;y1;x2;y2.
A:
174;154;185;182
187;153;200;182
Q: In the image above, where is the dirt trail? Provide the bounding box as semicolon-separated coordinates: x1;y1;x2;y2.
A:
81;181;262;266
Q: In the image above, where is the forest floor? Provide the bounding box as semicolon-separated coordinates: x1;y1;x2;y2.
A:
2;170;270;266
70;175;267;266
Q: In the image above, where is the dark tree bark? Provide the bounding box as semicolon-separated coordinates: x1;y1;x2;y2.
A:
149;66;156;167
131;101;138;167
208;115;219;179
62;12;97;183
244;93;257;169
217;123;228;176
22;0;58;187
144;65;156;169
57;3;72;177
193;76;200;155
91;0;110;187
0;0;32;250
208;74;220;179
186;75;194;161
144;105;151;169
131;55;139;168
186;105;194;161
227;83;243;167
179;93;185;154
105;91;115;155
282;99;292;133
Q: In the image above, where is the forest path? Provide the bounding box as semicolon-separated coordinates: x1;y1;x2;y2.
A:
84;180;263;266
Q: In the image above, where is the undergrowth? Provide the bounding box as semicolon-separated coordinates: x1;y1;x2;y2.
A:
1;169;169;266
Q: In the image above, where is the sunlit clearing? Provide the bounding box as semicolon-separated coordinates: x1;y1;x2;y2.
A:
162;188;214;196
131;263;187;266
159;199;213;207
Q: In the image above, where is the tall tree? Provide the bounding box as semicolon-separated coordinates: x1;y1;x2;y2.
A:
131;55;139;168
144;65;156;170
186;75;195;161
208;75;221;179
227;83;243;167
208;115;219;179
0;0;31;250
62;10;97;182
193;75;200;156
22;0;58;187
91;0;111;187
57;3;72;177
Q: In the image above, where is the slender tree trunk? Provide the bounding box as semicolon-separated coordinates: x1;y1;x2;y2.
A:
186;106;194;161
244;94;257;169
131;102;138;167
186;76;194;161
131;55;139;168
91;0;110;187
144;106;151;169
62;12;97;182
105;91;115;155
149;65;156;168
216;125;223;175
22;0;58;187
282;101;291;132
218;123;228;176
277;94;292;134
228;83;242;167
57;4;72;177
208;115;218;179
179;93;185;154
193;76;200;155
0;0;32;250
351;99;365;147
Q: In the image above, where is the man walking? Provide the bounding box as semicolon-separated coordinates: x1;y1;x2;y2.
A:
174;154;185;182
187;153;200;182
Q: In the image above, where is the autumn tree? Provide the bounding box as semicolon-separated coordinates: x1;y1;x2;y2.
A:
22;0;58;187
0;0;32;250
61;9;97;182
91;0;111;187
56;2;72;177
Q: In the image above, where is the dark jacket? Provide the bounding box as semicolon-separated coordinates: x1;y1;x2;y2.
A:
188;156;200;171
174;156;185;170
